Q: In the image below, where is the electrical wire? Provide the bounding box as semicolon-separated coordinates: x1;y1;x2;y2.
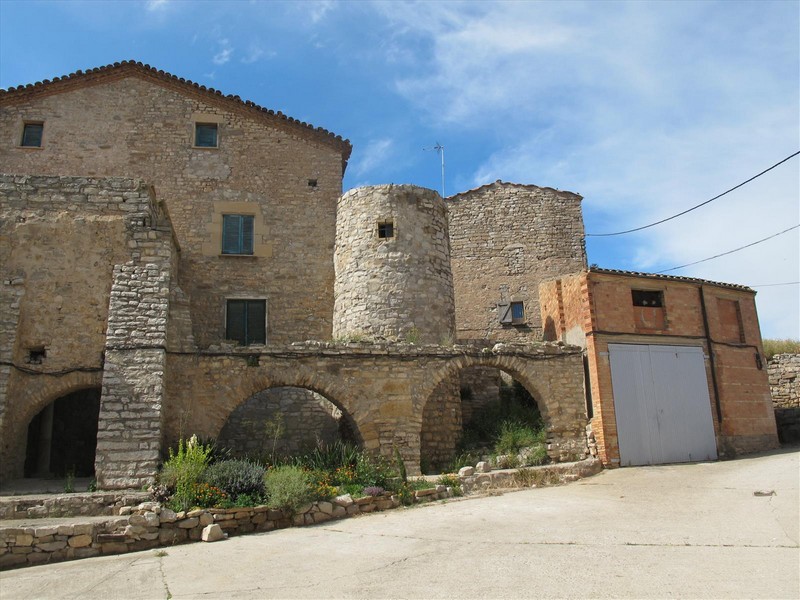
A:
655;224;799;273
587;150;800;237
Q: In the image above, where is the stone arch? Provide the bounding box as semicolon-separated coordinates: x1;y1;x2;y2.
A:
418;353;588;469
0;370;102;482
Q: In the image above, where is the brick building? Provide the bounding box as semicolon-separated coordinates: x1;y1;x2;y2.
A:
540;268;779;466
0;61;780;488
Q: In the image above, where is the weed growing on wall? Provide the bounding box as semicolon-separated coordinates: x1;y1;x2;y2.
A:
763;338;800;360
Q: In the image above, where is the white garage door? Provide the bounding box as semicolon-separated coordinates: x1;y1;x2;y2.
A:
609;344;718;466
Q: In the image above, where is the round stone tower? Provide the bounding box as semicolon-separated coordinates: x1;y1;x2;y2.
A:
333;184;455;344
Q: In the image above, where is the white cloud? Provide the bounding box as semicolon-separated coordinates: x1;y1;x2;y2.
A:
372;1;799;337
213;39;233;65
350;138;396;179
241;43;274;64
145;0;170;12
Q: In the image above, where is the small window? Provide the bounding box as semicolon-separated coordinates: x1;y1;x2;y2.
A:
498;301;525;325
21;122;44;147
226;299;266;345
194;123;218;147
632;290;663;307
222;214;254;255
378;221;394;239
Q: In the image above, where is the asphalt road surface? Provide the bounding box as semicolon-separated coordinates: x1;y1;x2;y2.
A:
1;448;798;599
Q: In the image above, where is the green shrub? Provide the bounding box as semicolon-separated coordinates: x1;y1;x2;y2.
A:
522;444;548;466
354;452;395;488
494;420;545;455
436;474;462;496
202;459;266;501
264;465;312;513
159;435;213;512
297;440;362;473
762;338;800;360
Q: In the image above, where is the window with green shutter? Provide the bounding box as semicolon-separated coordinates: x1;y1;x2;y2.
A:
226;299;266;345
222;214;255;255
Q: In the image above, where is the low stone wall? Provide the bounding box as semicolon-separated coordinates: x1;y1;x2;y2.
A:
768;354;799;444
768;354;799;409
0;491;150;520
0;458;601;570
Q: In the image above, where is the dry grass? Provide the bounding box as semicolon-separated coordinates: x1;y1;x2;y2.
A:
763;338;800;360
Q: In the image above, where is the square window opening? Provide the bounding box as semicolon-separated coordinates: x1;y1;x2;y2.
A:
378;221;394;239
222;214;255;255
632;289;663;308
226;299;266;346
21;122;44;147
27;347;46;364
194;123;218;148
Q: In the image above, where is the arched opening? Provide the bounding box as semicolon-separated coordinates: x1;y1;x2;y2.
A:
24;387;101;478
421;366;545;474
217;386;361;461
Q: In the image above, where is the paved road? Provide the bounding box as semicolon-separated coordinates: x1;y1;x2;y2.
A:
2;449;798;599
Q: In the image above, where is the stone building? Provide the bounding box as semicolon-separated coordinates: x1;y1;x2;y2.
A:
0;61;780;488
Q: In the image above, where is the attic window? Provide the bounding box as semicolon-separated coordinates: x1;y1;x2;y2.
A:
194;123;218;148
378;221;394;239
21;122;44;147
632;290;663;308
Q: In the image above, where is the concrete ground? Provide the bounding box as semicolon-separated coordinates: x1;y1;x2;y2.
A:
1;448;798;600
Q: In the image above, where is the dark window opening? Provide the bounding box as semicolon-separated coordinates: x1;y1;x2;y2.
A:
24;388;101;478
226;299;266;345
222;214;255;255
378;222;394;239
194;123;218;147
27;347;46;364
632;289;663;307
307;178;318;187
21;122;43;147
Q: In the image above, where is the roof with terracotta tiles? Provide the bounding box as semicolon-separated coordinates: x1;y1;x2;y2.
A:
446;179;582;201
0;60;352;166
588;267;755;292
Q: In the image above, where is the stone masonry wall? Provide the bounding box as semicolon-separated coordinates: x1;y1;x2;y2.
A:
0;174;173;484
1;68;346;347
217;387;342;458
768;354;799;408
447;182;586;342
333;185;455;344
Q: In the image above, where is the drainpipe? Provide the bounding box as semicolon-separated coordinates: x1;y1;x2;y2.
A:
699;285;722;424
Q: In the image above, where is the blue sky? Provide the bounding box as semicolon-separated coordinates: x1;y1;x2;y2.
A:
1;0;798;338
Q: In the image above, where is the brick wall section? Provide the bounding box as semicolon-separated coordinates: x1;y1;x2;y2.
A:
0;70;347;347
447;182;586;341
540;270;778;466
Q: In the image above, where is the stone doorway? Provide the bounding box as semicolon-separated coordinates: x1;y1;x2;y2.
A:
23;387;101;478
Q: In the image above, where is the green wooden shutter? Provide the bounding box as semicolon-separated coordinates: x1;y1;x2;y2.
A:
222;215;241;254
226;300;246;344
241;215;254;255
246;300;266;344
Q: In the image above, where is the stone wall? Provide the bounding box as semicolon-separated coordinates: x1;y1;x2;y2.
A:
333;185;455;344
0;174;174;485
768;354;799;408
0;64;348;348
447;182;586;342
769;354;800;444
217;387;343;458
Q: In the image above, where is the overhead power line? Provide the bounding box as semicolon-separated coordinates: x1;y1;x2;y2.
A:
587;150;800;237
655;224;799;273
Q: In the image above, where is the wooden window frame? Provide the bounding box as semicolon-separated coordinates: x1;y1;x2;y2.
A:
222;214;255;255
225;299;267;346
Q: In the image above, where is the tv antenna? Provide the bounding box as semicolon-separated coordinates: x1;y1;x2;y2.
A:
423;142;446;198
